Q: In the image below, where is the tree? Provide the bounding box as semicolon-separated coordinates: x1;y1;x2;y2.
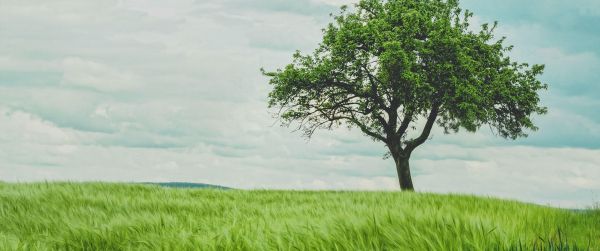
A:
263;0;547;191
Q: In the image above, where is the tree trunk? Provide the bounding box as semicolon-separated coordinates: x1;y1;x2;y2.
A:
394;155;414;191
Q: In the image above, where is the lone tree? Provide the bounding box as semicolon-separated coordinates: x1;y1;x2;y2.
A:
263;0;547;191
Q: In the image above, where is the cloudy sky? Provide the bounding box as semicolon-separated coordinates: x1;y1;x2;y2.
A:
1;0;599;208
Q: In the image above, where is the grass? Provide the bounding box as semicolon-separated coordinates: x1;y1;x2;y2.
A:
0;182;598;250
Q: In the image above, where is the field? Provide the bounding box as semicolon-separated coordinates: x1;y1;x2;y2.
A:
0;182;598;250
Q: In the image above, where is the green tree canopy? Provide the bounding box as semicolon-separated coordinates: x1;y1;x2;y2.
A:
264;0;547;190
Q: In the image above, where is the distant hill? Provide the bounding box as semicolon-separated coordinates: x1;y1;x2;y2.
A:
143;182;230;190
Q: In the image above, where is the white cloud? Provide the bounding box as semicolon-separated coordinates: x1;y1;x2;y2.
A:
0;56;61;72
0;107;73;144
117;0;197;19
311;0;357;7
412;145;600;208
0;106;83;169
61;57;142;91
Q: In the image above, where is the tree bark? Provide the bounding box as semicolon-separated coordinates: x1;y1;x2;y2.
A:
394;155;414;191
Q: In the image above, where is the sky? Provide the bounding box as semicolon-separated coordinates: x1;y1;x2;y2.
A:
0;0;598;208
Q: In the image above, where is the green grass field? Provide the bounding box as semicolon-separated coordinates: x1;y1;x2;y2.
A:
0;182;598;250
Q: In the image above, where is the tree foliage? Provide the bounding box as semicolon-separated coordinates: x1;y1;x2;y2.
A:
264;0;547;161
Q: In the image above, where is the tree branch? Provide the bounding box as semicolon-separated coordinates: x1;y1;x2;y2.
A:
346;116;387;142
405;103;440;152
362;65;389;111
397;109;414;136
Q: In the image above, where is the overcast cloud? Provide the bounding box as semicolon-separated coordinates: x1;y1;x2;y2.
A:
0;0;598;208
